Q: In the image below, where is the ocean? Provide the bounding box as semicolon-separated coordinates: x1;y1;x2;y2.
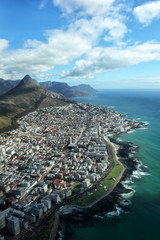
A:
60;89;160;240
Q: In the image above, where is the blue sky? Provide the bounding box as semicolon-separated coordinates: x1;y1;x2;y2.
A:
1;0;160;88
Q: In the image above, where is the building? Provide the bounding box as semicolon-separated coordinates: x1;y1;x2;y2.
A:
7;216;20;235
65;190;72;198
31;205;43;218
41;184;48;194
0;234;5;240
0;212;6;229
41;199;51;209
82;179;91;188
68;137;72;145
50;193;61;203
25;213;36;223
98;125;102;135
20;219;28;229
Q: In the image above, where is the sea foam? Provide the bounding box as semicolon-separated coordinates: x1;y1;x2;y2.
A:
121;190;135;199
106;205;124;218
119;198;131;206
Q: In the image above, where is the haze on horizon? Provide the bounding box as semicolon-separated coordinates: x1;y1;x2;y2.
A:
1;0;160;89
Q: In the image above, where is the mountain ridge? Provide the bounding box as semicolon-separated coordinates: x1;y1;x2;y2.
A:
0;75;75;131
0;78;97;98
72;84;97;95
39;81;90;97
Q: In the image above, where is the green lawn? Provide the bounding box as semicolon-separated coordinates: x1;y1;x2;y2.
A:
70;143;123;207
0;116;11;129
72;182;81;188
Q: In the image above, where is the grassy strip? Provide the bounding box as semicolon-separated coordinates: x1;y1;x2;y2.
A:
72;182;81;188
0;116;11;129
70;143;123;207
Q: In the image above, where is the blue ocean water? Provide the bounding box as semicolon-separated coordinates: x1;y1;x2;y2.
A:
61;89;160;240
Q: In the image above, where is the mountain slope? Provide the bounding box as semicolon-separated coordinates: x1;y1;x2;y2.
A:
40;81;89;97
0;75;74;121
0;79;20;95
0;78;97;98
72;84;97;95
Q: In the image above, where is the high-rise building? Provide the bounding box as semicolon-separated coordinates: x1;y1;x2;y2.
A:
68;137;72;145
98;125;101;135
0;212;6;229
0;234;5;240
7;216;20;235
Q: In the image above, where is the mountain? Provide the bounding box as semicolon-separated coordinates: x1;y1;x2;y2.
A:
0;78;97;98
40;81;89;98
72;84;97;95
0;78;20;95
0;75;74;130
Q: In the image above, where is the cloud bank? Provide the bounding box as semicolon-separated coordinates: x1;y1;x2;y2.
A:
1;0;160;81
62;42;160;78
53;0;115;16
134;1;160;25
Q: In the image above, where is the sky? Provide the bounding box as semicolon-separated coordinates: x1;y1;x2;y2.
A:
1;0;160;89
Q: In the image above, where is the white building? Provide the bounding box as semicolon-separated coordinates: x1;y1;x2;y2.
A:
50;193;61;203
82;179;91;188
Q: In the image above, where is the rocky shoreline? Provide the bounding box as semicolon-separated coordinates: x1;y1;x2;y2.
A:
57;137;140;239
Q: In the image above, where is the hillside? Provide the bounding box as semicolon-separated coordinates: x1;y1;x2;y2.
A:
0;78;20;95
39;81;89;97
0;75;74;130
72;84;97;95
0;78;97;98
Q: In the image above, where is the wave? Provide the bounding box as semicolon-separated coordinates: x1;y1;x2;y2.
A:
121;190;135;199
94;214;105;220
129;153;135;158
122;184;135;192
58;230;64;240
106;205;124;218
143;121;149;125
119;198;131;206
132;170;142;179
132;168;150;179
132;161;150;179
122;179;134;185
130;150;136;155
127;130;135;134
107;106;115;109
116;137;122;141
139;127;148;130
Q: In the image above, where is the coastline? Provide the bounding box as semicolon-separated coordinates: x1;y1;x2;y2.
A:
59;134;140;239
35;128;142;240
40;136;126;240
82;136;125;209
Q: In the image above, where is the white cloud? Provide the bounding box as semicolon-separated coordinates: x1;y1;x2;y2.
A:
134;1;160;25
69;16;127;43
0;39;9;52
62;42;160;78
0;28;92;80
53;0;115;16
0;0;130;80
0;7;128;80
